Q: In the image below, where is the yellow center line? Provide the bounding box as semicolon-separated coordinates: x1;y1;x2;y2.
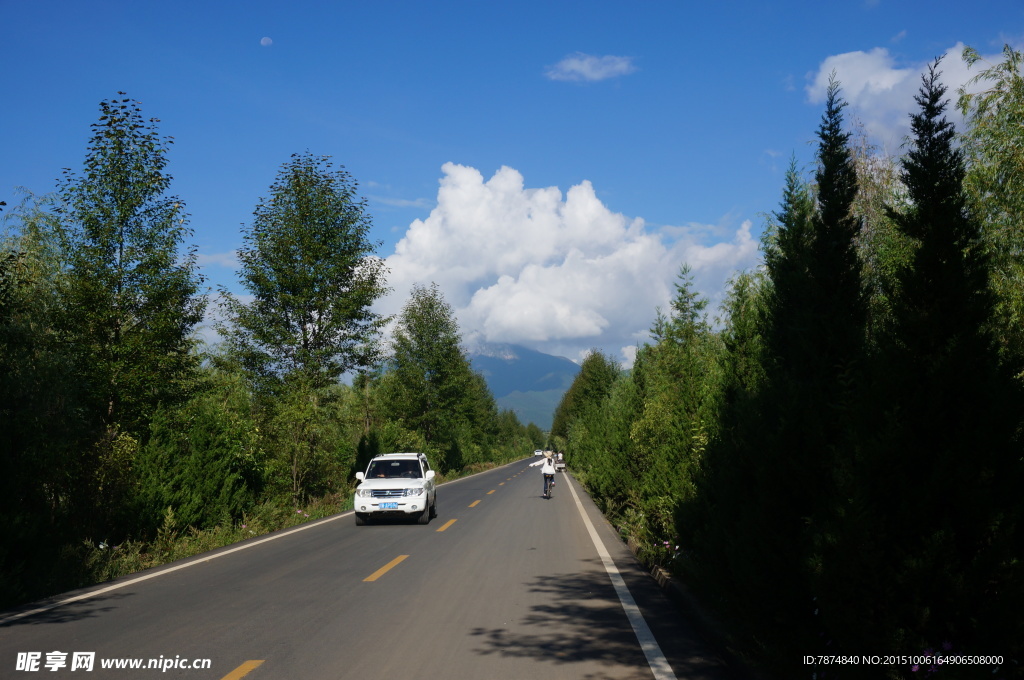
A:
436;519;457;532
468;500;481;507
499;482;505;486
487;490;496;495
363;555;409;582
221;660;265;680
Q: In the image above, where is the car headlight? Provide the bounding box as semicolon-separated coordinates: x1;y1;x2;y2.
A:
356;488;373;498
404;487;425;497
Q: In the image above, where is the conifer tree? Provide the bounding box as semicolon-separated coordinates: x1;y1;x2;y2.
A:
766;78;865;392
630;268;718;537
378;283;489;471
550;350;619;440
690;81;867;669
762;157;814;371
871;60;1022;653
764;77;865;527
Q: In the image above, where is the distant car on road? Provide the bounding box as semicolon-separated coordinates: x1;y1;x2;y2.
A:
534;450;544;456
353;452;437;525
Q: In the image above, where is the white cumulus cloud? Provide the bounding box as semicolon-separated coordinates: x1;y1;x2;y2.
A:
545;53;637;82
806;43;999;151
378;163;759;366
196;250;240;269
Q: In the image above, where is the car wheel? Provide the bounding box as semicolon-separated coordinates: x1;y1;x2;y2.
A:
355;513;368;526
416;505;431;525
430;495;437;519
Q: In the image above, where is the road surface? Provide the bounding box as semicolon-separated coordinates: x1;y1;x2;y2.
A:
1;459;741;679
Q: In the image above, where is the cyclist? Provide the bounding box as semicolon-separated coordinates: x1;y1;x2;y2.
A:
529;451;556;498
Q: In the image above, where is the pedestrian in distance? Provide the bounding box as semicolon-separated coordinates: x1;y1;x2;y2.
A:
529;451;556;498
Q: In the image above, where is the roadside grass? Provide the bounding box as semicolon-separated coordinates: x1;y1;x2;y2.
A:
79;492;354;585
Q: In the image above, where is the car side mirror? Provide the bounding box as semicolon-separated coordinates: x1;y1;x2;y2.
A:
425;470;435;481
355;471;365;481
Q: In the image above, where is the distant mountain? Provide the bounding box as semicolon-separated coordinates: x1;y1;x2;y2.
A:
467;343;579;430
493;389;569;433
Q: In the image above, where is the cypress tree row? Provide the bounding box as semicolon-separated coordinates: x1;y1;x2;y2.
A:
683;80;868;667
822;60;1024;661
541;57;1024;677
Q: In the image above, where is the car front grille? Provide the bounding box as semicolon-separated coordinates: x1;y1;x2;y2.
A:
371;489;406;498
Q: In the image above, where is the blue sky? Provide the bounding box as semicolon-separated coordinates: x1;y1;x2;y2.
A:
3;0;1021;365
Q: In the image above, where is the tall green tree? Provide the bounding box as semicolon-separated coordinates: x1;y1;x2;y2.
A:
763;76;865;538
550;349;619;440
136;365;263;533
848;126;914;340
54;94;206;439
219;152;389;392
765;78;865;397
557;348;626;494
628;266;718;535
377;283;486;472
761;158;814;369
216;153;388;501
685;80;868;673
838;60;1024;656
0;196;92;607
685;162;820;667
884;61;991;359
48;95;206;540
959;44;1024;367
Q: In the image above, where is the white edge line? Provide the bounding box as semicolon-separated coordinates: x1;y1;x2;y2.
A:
566;475;678;680
0;457;528;625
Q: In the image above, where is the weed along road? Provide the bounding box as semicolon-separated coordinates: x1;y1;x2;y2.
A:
0;460;738;679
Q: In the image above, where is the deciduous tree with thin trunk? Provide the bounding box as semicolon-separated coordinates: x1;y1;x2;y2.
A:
55;94;206;439
218;152;388;394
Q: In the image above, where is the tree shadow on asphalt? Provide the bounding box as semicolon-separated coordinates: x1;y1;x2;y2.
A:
469;565;656;680
0;592;131;627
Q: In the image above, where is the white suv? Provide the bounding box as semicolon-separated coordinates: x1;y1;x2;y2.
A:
353;453;437;525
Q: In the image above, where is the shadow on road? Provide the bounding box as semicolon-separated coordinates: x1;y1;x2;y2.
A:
469;567;656;680
0;591;132;628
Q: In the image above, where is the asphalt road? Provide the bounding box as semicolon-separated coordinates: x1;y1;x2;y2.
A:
1;459;742;679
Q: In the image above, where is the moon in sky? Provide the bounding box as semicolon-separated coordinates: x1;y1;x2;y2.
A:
260;37;273;47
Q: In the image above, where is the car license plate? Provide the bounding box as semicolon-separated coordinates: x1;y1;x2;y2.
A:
379;502;398;509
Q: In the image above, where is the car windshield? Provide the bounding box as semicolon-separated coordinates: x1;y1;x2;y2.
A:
366;460;422;479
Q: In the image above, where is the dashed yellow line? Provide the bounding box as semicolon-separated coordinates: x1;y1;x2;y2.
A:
364;555;409;582
221;660;264;680
487;490;496;495
436;519;457;532
468;500;481;507
499;482;505;486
